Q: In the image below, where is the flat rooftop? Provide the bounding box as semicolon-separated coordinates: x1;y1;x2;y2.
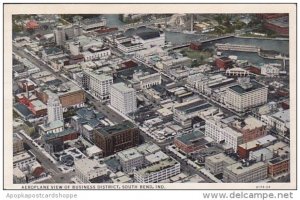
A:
225;161;267;175
136;142;160;155
269;156;289;165
232;116;266;130
239;135;277;150
31;100;47;110
44;81;83;97
145;151;169;163
176;131;205;146
206;153;236;164
14;103;32;117
84;70;113;81
228;80;265;94
250;148;273;161
266;142;289;156
175;99;212;114
42;128;76;141
96;120;136;136
271;109;290;123
86;145;102;155
75;157;107;177
136;31;160;40
88;47;109;53
121;40;141;47
111;82;135;93
13;151;35;163
117;148;142;162
135;158;178;176
39;120;64;131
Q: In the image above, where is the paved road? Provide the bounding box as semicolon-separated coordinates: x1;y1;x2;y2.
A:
19;132;78;183
85;93;126;124
14;36;217;183
18;133;61;175
166;148;215;183
40;171;76;184
13;45;68;82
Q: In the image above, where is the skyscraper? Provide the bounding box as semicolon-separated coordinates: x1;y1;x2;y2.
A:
47;94;63;123
53;25;66;46
110;83;137;115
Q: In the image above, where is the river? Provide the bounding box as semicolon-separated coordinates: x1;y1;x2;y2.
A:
104;14;289;66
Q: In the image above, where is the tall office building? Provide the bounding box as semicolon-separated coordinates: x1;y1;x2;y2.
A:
83;70;113;100
110;83;137;115
54;25;66;46
93;120;139;157
225;78;268;112
47;94;63;123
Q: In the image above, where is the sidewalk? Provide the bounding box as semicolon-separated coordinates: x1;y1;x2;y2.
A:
18;130;57;164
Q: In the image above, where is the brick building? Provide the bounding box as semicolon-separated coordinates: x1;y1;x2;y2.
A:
190;42;202;50
35;81;85;109
268;157;289;178
215;57;233;70
266;141;290;178
174;131;211;154
94;120;139;157
263;16;289;36
42;129;79;153
230;116;267;143
27;100;47;117
237;135;277;159
17;79;36;92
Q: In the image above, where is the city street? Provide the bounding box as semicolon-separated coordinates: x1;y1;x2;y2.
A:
166;148;215;183
9;12;292;186
13;45;68;83
17;133;61;175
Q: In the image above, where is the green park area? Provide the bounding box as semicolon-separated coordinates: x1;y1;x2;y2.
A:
179;48;213;67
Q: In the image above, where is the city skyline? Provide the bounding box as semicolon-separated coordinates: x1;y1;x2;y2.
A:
3;4;296;190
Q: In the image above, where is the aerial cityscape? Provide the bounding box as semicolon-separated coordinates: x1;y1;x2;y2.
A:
12;13;290;185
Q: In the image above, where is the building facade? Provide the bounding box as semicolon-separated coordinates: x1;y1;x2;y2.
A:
173;99;212;128
268;157;289;178
83;70;113;100
110;83;137;115
53;25;66;46
36;82;86;109
267;109;290;136
225;79;268;112
13;133;24;154
82;47;111;61
223;162;268;183
93;121;139;157
13;151;37;171
134;158;180;183
205;153;236;175
75;158;108;183
230;116;267;143
39;120;64;136
205;117;243;152
47;94;63;124
174;131;210;154
116;148;144;173
132;71;161;89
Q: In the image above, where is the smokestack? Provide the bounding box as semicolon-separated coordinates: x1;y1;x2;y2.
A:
25;82;29;98
191;14;194;32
